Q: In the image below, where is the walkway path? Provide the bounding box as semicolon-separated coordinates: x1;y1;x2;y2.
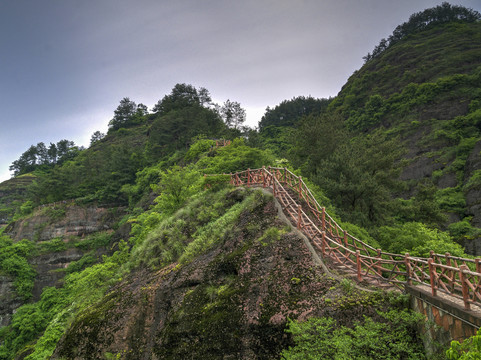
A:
224;166;481;312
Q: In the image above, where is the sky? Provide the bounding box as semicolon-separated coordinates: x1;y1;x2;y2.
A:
1;0;481;182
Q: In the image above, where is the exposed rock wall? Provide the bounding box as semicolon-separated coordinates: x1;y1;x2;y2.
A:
465;140;481;227
1;204;121;332
5;205;115;242
462;140;481;254
0;275;22;329
51;194;417;359
30;248;86;301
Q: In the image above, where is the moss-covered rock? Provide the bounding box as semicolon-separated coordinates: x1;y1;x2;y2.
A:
50;190;422;359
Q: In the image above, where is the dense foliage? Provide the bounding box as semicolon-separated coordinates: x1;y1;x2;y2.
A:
447;329;481;359
282;309;425;359
259;96;331;131
9;140;80;177
364;2;481;63
1;4;481;358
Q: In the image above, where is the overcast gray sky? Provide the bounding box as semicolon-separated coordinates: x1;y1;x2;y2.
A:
1;0;480;182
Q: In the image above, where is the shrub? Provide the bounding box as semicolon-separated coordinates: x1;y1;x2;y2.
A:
465;170;481;191
0;236;36;300
282;309;425;359
446;328;481;359
39;237;67;253
376;222;466;257
185;138;215;162
75;231;112;251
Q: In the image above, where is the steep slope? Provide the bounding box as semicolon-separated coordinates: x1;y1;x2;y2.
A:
332;21;481;187
50;188;423;360
296;20;481;252
0;174;35;225
0;201;126;352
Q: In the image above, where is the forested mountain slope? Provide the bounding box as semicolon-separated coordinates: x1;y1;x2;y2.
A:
1;3;481;359
285;7;481;254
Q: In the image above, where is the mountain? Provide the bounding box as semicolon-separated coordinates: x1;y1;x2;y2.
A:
0;175;36;225
1;4;481;358
287;12;481;253
338;20;481;251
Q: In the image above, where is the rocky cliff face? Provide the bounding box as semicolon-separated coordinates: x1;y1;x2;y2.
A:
463;139;481;253
0;204;122;332
30;248;86;300
51;193;413;360
0;275;22;329
5;204;117;242
0;174;35;224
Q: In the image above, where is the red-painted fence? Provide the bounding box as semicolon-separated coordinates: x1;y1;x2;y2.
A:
226;166;481;310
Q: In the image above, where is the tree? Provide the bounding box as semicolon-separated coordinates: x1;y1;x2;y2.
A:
90;131;105;146
56;140;77;164
153;165;202;214
136;103;148;116
152;83;202;115
220;99;246;130
447;329;481;359
364;2;481;63
47;143;58;164
9;140;78;176
148;105;224;158
36;142;49;165
313;129;404;226
291;112;348;173
108;97;137;131
259;96;331;131
198;87;212;107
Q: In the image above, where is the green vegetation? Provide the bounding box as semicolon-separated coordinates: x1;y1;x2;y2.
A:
1;4;481;358
0;174;36;223
447;329;481;359
364;2;480;63
282;309;425;359
0;241;130;359
0;234;36;300
9;140;80;177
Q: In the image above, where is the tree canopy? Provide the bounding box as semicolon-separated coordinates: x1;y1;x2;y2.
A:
258;96;331;131
108;97;148;131
9;140;79;176
220;99;246;130
152;83;212;115
363;2;481;63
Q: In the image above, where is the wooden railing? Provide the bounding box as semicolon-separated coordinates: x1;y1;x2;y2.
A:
227;166;481;310
214;139;231;148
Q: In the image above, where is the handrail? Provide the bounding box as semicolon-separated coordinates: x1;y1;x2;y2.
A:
224;166;481;310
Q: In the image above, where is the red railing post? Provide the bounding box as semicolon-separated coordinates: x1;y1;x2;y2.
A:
376;249;382;276
298;176;302;198
272;178;276;197
247;168;251;186
475;258;481;297
356;250;362;282
405;253;412;285
284;167;287;184
446;253;454;291
297;205;302;229
321;207;326;232
321;231;326;256
428;258;437;297
262;166;266;188
476;258;481;274
460;265;471;310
